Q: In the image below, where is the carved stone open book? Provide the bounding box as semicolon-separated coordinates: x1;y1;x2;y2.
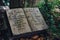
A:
6;8;48;35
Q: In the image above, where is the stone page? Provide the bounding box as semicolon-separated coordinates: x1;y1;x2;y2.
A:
24;8;48;31
6;8;31;35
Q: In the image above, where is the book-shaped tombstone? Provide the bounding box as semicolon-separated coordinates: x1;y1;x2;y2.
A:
24;8;48;31
6;8;31;35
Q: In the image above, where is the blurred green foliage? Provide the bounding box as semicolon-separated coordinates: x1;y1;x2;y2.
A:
3;0;9;6
37;0;60;37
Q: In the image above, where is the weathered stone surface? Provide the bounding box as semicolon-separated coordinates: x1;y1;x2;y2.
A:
6;8;48;35
6;8;31;35
24;8;48;31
